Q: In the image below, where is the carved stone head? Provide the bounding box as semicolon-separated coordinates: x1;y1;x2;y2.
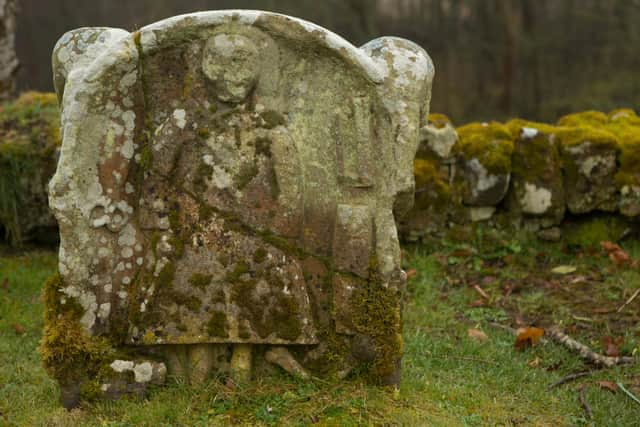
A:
202;34;261;103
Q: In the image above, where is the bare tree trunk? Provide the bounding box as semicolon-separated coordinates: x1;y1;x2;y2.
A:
0;0;17;101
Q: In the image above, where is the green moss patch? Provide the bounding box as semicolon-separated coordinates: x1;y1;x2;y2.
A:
427;113;451;129
188;273;213;290
455;122;514;175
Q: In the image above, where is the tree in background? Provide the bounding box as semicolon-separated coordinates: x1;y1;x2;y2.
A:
0;0;18;101
14;0;640;123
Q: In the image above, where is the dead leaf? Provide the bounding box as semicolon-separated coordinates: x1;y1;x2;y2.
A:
469;299;486;308
597;381;618;393
11;323;25;335
451;249;473;258
601;336;623;357
551;265;577;275
515;327;545;351
468;328;488;343
405;269;417;279
601;241;631;267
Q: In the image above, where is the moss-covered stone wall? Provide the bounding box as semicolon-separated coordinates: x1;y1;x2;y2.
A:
0;91;60;246
400;109;640;242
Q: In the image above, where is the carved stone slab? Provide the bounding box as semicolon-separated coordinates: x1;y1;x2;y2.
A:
45;10;434;405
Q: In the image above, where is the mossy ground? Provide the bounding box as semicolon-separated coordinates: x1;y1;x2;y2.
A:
3;233;640;425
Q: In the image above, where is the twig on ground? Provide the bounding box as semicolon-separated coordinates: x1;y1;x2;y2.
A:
547;371;593;390
472;284;489;300
578;386;593;419
617;382;640;406
617;288;640;313
547;326;635;367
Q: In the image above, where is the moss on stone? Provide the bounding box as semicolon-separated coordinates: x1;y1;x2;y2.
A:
234;163;259;190
226;261;249;282
188;273;212;290
413;158;451;211
260;110;285;129
197;127;210;139
206;310;229;338
169;290;202;311
505;118;559;136
455;122;514;175
156;262;176;289
349;257;402;384
427;113;452;129
557;110;608;127
39;272;115;391
139;145;153;171
252;247;268;264
554;126;618;149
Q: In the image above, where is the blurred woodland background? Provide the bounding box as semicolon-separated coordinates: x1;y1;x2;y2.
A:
14;0;640;123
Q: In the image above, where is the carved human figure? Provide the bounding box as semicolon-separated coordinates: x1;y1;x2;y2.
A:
132;31;313;383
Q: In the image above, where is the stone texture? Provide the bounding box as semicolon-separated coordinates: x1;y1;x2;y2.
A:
508;127;564;229
44;10;434;406
562;141;618;214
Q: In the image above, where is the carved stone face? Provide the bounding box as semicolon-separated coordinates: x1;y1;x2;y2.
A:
202;34;260;103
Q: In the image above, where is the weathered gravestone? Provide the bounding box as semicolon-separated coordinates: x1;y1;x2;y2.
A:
42;10;434;408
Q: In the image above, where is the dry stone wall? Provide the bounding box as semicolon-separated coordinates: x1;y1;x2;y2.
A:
400;109;640;242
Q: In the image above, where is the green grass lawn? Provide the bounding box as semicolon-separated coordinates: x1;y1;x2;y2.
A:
2;229;640;426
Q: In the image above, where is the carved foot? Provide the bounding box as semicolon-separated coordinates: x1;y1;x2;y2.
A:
188;344;215;385
265;346;310;380
230;344;252;383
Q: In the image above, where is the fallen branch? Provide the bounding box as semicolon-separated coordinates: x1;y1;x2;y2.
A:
547;326;635;368
617;382;640;406
578;386;593;419
547;371;593;390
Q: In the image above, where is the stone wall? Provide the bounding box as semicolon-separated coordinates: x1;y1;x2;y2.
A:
0;91;59;246
400;109;640;242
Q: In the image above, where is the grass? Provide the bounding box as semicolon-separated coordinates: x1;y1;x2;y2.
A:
1;228;640;425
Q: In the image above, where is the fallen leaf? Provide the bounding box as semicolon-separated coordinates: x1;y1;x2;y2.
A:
528;357;541;367
468;299;486;308
515;327;545;351
405;269;417;279
468;328;489;343
11;323;25;335
601;336;623;357
597;381;618;393
592;307;615;314
451;249;473;258
551;265;577;275
601;241;631;267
